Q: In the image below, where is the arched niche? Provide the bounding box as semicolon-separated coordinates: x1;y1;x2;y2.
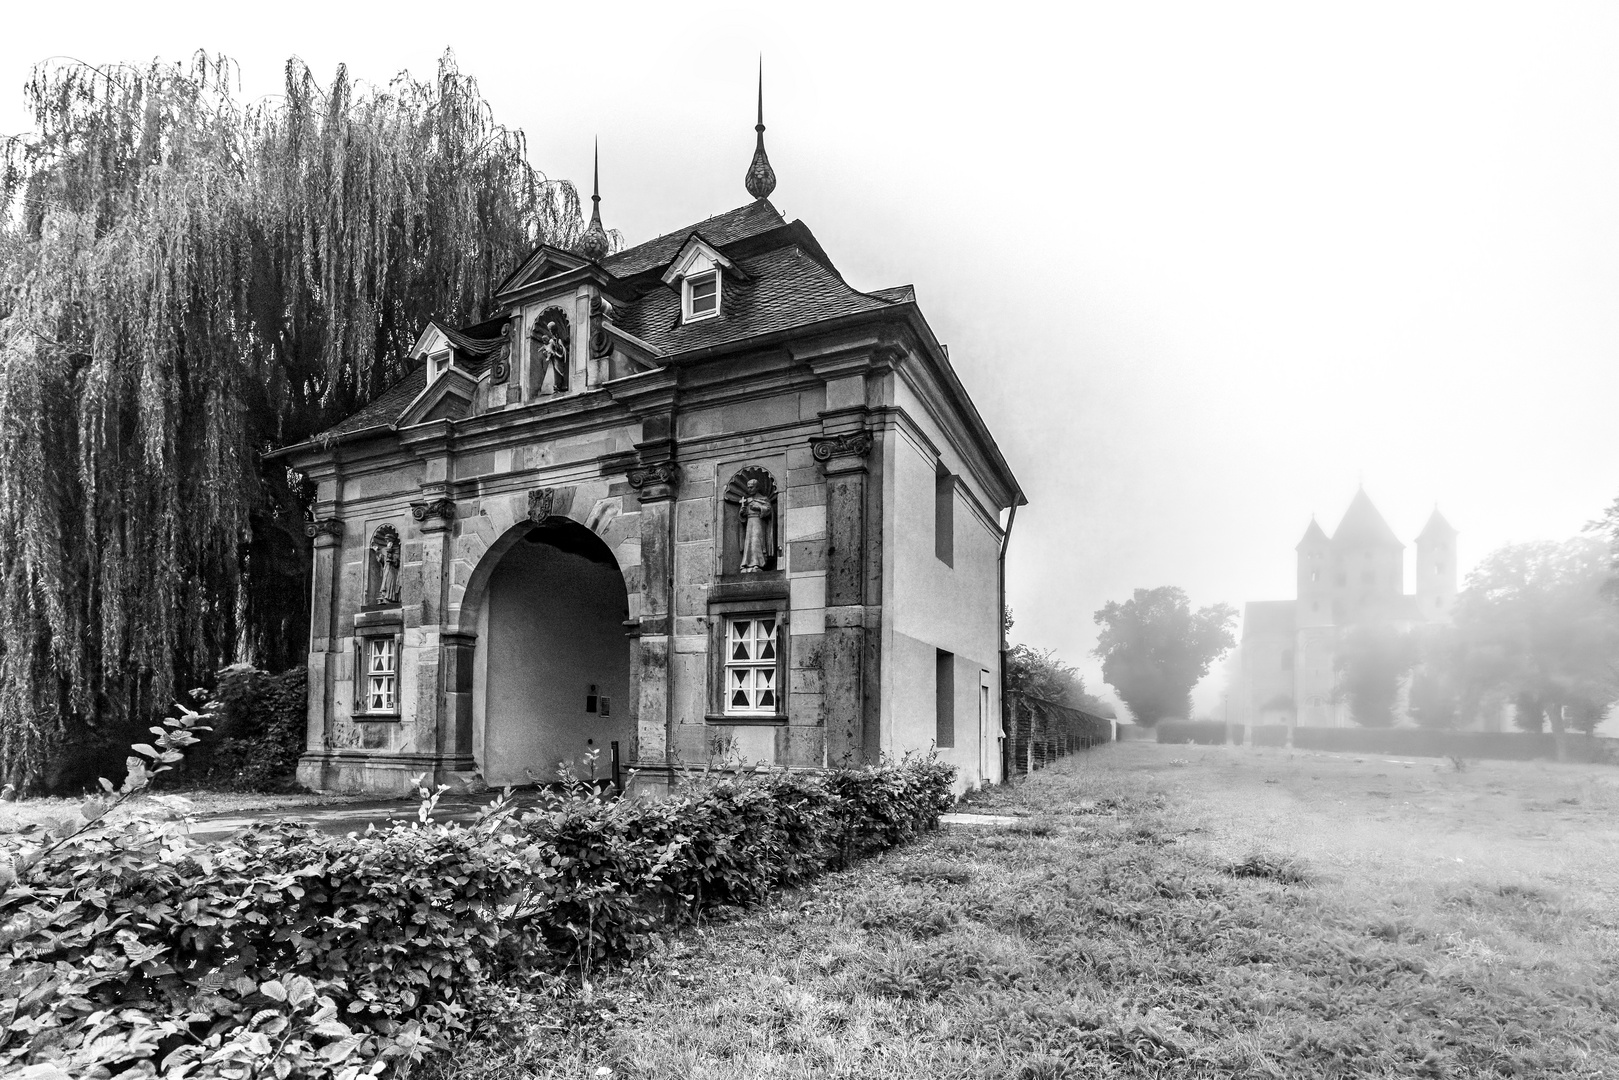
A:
721;465;780;576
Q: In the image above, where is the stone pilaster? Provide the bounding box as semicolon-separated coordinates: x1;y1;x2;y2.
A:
303;515;344;757
810;430;873;766
628;457;678;765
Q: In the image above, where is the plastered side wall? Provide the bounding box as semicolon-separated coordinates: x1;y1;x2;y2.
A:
881;380;1004;790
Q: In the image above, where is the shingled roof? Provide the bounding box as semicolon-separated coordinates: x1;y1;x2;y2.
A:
613;245;901;354
602;199;788;278
318;367;427;439
302;203;919;443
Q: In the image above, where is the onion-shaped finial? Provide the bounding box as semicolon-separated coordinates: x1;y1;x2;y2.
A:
744;60;777;201
577;140;611;262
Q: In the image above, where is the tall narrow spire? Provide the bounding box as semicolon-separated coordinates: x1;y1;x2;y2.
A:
577;138;610;262
744;58;777;201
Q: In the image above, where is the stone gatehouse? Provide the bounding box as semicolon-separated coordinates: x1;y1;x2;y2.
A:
276;114;1023;795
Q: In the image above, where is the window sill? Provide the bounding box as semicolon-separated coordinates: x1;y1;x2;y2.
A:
709;575;789;604
352;712;402;723
355;608;403;631
705;713;787;726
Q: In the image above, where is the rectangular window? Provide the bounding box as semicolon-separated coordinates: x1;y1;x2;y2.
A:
725;616;779;716
936;649;955;748
686;271;719;320
367;637;397;713
935;467;954;566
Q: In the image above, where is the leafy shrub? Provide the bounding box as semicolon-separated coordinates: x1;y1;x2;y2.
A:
0;722;955;1078
189;663;309;790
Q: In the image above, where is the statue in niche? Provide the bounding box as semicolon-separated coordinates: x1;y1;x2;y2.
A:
370;525;401;605
724;467;778;574
531;308;570;393
739;479;774;572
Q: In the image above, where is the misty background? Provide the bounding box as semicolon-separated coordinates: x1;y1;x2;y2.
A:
5;0;1615;715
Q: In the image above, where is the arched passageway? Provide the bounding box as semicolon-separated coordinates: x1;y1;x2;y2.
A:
471;519;632;786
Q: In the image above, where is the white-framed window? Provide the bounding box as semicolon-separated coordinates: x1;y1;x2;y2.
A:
684;270;720;322
428;349;452;381
725;616;778;715
366;636;397;713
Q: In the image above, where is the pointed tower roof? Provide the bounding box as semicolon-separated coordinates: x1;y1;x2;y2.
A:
1332;488;1403;549
1416;507;1457;542
1295;516;1330;551
576;140;610;263
743;60;777;201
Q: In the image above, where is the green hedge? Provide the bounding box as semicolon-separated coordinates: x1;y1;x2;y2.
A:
1156;720;1244;745
0;756;954;1078
1251;724;1290;748
1289;727;1617;763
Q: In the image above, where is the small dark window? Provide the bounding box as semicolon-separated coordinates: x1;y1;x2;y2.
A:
935;467;955;566
936;650;955;748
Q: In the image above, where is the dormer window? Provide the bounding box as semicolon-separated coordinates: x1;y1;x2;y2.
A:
428;349;452;380
684;270;720;322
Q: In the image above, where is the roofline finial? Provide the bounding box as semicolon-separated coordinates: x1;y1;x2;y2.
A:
744;56;778;200
576;137;610;262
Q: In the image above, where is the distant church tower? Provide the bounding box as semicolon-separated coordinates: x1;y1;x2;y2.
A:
1414;509;1458;621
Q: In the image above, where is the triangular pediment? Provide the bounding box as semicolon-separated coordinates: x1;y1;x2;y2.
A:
659;234;744;286
397;365;479;428
496;245;589;298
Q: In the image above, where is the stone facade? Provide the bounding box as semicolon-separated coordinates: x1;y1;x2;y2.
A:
279;194;1023;796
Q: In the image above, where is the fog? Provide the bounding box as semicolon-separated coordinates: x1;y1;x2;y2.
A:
6;1;1617;715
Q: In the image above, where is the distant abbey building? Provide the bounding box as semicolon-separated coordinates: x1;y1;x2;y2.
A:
1238;490;1456;728
275;87;1023;795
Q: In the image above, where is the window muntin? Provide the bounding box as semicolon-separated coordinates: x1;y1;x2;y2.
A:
367;637;397;713
725;617;778;715
685;271;720;321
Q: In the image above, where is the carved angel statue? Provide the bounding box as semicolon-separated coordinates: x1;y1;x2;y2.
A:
738;478;775;572
543;320;569;392
371;529;401;604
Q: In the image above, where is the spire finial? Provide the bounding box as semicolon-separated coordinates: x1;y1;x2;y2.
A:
744;57;777;200
577;138;610;262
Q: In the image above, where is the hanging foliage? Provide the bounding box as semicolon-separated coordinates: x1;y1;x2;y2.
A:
0;51;589;791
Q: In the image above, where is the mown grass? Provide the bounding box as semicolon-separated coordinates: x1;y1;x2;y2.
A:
424;743;1619;1079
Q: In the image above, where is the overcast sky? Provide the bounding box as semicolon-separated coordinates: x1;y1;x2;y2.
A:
5;1;1617;714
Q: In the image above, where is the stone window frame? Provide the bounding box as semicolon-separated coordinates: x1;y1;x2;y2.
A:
704;581;790;725
352;609;404;721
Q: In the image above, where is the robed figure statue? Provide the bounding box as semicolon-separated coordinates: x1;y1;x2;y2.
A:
370;527;401;604
738;478;774;573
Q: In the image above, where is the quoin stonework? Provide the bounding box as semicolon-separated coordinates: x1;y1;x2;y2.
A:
1236;489;1457;729
276;88;1024;796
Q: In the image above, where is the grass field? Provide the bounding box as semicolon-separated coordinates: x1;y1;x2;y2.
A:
433;742;1619;1079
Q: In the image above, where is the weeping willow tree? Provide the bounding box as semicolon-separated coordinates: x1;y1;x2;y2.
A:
0;52;589;791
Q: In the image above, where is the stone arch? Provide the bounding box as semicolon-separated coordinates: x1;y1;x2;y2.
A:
454;501;636;786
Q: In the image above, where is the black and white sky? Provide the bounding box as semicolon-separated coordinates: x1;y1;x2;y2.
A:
5;1;1617;713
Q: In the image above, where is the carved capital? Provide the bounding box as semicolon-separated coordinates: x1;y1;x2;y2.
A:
627;461;680;503
810;433;874;463
305;517;344;546
527;486;557;524
410;497;456;531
